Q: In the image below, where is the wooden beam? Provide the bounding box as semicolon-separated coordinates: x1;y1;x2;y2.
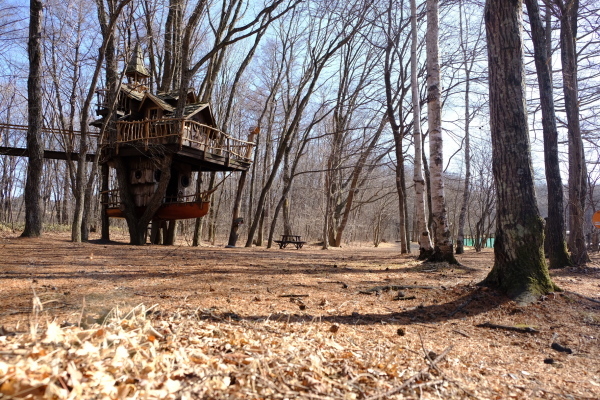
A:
0;146;96;161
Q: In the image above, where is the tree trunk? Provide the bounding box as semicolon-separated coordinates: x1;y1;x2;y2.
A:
115;155;173;245
282;144;293;236
524;0;572;268
426;0;456;263
455;0;472;255
383;4;409;254
22;0;44;238
61;175;69;225
101;163;110;240
395;148;409;254
227;171;247;247
558;0;589;265
411;0;433;259
482;0;556;304
192;171;204;246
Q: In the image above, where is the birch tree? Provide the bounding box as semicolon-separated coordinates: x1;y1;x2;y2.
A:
410;0;432;258
425;0;456;263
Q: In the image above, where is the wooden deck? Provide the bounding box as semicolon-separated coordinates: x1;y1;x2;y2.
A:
0;120;255;172
111;118;254;172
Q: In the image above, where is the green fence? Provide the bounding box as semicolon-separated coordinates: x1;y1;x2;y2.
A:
463;238;495;248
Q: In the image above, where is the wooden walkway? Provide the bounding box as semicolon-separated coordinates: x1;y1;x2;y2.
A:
0;123;98;160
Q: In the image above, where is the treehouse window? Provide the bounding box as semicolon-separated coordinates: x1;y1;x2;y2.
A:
180;175;190;188
148;108;159;120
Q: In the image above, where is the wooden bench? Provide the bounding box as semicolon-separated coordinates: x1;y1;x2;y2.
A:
274;234;306;249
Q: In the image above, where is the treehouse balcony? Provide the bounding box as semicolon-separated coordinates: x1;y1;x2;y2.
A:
106;118;255;172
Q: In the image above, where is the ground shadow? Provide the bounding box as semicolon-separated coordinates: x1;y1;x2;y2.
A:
195;287;511;327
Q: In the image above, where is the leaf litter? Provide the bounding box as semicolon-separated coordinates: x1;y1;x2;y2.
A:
1;232;599;399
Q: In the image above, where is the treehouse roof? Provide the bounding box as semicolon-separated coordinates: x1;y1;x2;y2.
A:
122;85;146;101
139;92;175;113
183;103;215;125
125;45;150;78
156;89;198;105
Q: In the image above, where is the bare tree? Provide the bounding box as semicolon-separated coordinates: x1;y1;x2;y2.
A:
382;0;412;254
524;0;572;268
245;1;373;248
323;34;387;248
455;0;484;255
21;0;45;238
553;0;590;265
482;0;556;303
425;0;456;263
410;0;433;258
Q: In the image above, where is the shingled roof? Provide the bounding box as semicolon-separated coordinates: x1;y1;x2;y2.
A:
125;44;150;79
139;92;175;113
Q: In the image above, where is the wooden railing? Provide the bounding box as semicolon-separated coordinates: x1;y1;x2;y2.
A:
115;118;255;162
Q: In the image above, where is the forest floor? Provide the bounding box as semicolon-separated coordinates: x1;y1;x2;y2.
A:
0;231;599;399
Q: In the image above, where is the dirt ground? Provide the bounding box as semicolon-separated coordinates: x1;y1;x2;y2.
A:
1;231;599;399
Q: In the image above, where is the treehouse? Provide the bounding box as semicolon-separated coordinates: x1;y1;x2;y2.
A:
96;46;256;240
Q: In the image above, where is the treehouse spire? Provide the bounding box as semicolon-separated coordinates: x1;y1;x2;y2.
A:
125;44;150;88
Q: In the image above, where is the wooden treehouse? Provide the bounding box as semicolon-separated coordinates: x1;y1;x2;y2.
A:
96;46;256;242
0;46;255;243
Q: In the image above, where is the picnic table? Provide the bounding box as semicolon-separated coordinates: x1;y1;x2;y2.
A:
274;235;306;249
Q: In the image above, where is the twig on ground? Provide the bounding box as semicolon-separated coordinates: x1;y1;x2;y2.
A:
452;329;470;338
394;295;416;301
448;298;474;317
419;334;478;399
359;285;437;295
476;322;539;333
414;323;438;330
565;291;600;304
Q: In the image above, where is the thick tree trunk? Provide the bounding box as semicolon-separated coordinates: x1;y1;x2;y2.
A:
22;0;44;238
426;0;456;263
524;0;572;268
411;0;433;259
558;0;589;266
115;155;173;245
482;0;556;304
227;171;247;247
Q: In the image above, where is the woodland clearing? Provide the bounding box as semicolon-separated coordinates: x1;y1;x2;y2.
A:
0;231;599;399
